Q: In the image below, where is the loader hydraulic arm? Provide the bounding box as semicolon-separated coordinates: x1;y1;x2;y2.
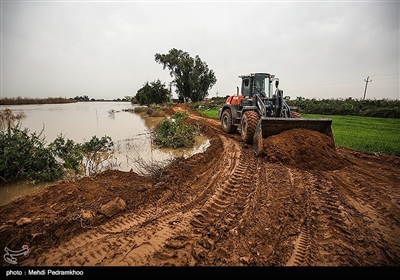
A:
255;94;266;117
274;89;284;117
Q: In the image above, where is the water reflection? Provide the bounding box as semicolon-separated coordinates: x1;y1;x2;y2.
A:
158;135;210;159
1;102;148;143
142;116;166;129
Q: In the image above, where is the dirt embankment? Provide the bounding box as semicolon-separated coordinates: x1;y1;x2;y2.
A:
0;104;399;270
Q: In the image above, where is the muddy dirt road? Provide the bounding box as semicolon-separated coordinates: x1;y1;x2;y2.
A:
0;104;399;277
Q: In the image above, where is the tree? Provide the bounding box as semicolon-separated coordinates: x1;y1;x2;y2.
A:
155;48;217;102
74;95;90;102
124;96;134;102
135;79;170;106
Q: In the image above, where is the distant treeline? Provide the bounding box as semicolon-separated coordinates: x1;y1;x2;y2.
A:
0;97;77;105
287;98;400;118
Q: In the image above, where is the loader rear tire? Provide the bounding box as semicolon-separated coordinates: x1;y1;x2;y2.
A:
241;111;259;144
221;109;237;134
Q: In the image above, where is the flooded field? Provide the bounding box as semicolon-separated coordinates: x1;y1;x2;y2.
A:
0;102;209;205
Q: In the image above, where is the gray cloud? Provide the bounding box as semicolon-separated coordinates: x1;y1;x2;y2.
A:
1;1;399;100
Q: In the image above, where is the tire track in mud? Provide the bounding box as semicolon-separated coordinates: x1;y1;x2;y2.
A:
321;167;400;265
191;142;255;228
286;224;312;266
255;150;400;266
283;168;356;266
298;169;369;266
284;168;313;266
281;167;360;266
190;151;256;229
196;122;399;266
155;143;258;266
22;131;244;266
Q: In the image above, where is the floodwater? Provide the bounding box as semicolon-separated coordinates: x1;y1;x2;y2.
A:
0;101;210;206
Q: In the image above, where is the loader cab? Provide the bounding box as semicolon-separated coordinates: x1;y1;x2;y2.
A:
240;73;275;98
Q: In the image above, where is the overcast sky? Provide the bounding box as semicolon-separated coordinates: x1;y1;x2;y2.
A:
1;0;399;101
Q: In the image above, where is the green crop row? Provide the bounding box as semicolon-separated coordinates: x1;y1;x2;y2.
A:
195;108;400;156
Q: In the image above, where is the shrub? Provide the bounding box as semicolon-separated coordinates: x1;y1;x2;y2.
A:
153;111;197;148
0;108;26;131
0;125;63;183
49;134;83;173
81;135;116;176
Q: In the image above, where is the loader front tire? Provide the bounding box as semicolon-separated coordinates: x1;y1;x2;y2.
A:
221;109;237;134
241;111;259;144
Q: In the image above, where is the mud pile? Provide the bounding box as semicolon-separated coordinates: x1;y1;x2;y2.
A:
262;128;344;170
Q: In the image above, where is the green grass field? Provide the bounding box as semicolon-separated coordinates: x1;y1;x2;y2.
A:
302;114;400;156
197;109;400;156
198;109;220;119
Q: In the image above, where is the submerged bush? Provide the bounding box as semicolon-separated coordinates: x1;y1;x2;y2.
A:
0;125;63;183
81;135;116;176
0;108;26;131
153;111;197;148
49;134;83;173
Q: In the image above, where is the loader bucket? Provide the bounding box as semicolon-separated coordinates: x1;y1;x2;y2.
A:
253;117;334;156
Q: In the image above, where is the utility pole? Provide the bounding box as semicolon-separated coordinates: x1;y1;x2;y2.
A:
363;76;372;100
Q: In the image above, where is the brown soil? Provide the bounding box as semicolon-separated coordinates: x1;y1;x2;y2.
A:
1;104;399;272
